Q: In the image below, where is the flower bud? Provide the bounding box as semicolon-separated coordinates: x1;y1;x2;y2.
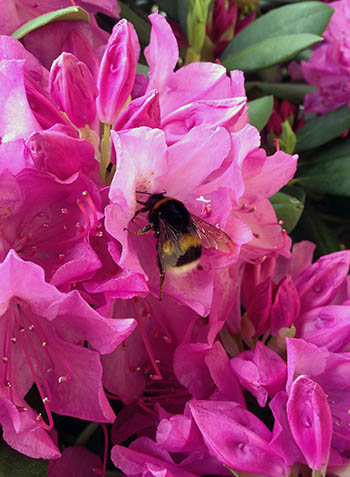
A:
49;53;98;128
96;19;139;125
24;71;73;131
287;375;332;471
62;30;100;79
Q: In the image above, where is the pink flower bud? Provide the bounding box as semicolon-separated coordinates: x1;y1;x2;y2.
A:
62;30;100;79
270;275;300;335
49;53;98;128
287;375;332;471
24;71;73;131
96;19;139;125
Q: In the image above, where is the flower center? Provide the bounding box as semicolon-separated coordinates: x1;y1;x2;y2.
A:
2;300;73;429
15;190;101;265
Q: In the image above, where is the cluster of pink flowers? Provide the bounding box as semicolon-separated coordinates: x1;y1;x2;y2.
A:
1;2;350;477
301;0;350;113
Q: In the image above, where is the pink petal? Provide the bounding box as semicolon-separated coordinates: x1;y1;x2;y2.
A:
0;60;40;141
287;375;332;471
145;13;178;96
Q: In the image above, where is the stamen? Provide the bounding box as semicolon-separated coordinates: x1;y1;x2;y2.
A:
131;300;162;381
18;329;54;430
137;398;159;417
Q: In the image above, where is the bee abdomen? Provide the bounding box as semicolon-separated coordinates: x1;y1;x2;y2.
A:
176;244;202;267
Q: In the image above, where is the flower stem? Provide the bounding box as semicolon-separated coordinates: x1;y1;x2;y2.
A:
74;422;99;446
100;122;111;182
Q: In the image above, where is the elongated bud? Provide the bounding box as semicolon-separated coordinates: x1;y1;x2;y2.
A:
287;375;332;472
62;30;100;79
96;19;139;125
49;53;98;128
187;0;211;60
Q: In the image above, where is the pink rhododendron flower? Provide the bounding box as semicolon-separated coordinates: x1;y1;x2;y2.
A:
0;0;120;37
0;169;103;288
48;445;102;477
286;338;350;463
96;19;139;125
189;400;289;476
302;0;350;113
230;341;287;407
49;52;98;128
238;244;350;341
106;125;251;314
287;375;332;472
0;250;135;458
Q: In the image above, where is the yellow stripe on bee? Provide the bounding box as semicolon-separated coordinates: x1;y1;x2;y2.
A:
152;197;175;209
179;234;201;249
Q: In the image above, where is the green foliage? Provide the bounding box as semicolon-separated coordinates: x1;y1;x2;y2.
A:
0;443;48;477
221;34;322;72
295;106;350;152
270;189;305;233
296;139;350;196
221;1;333;71
119;1;151;45
247;96;273;131
246;82;316;104
12;6;89;39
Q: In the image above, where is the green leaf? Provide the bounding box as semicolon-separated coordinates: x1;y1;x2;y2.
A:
119;1;151;45
296;139;350;196
0;443;48;477
247;96;273;131
292;204;339;257
221;1;333;61
295;105;350;152
221;34;322;72
178;0;189;36
11;6;89;40
246;82;316;104
136;63;150;76
156;0;179;19
269;191;305;233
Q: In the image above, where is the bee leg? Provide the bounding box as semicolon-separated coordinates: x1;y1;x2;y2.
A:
157;256;165;301
131;205;149;221
124;223;153;235
159;270;165;301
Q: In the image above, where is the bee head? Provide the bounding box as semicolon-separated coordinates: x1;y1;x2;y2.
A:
136;191;167;210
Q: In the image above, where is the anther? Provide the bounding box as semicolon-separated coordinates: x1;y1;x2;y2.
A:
58;375;69;383
2;357;8;362
29;324;35;331
42;396;50;404
5;381;12;387
19;327;25;333
10;338;16;344
36;413;42;421
42;341;47;347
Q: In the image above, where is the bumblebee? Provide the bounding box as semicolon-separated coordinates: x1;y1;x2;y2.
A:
126;192;234;300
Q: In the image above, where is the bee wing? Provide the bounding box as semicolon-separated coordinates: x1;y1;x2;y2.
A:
190;215;234;255
157;216;185;265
